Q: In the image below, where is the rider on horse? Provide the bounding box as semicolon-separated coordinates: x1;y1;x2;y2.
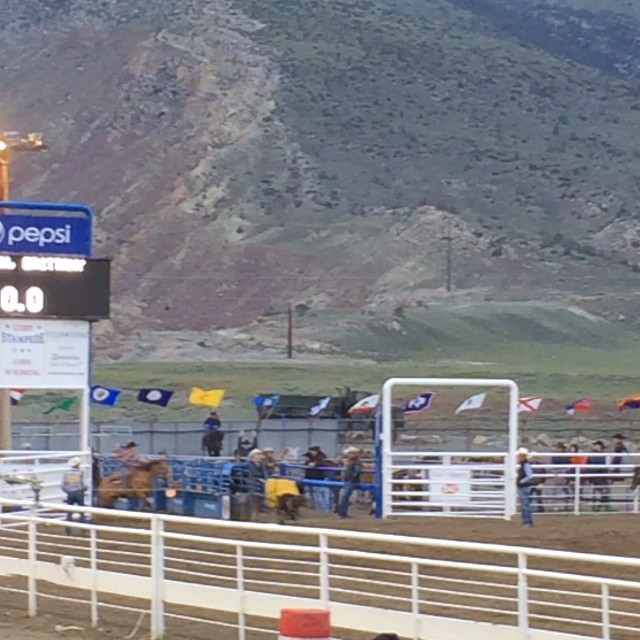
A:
113;442;144;479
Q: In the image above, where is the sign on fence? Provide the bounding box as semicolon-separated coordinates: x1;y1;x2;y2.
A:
428;467;472;506
0;319;89;387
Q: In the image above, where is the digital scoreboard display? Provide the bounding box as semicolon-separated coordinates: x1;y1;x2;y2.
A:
0;254;110;320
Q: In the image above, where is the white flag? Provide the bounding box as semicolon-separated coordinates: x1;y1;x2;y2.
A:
348;394;379;414
309;396;331;417
518;397;542;413
455;392;486;414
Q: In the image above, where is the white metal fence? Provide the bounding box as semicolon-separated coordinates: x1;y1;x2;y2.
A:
0;450;90;504
387;451;640;518
1;498;639;640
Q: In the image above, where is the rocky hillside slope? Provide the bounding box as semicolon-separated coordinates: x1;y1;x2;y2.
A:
2;0;640;359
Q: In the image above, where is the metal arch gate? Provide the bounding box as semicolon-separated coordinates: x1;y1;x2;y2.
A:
378;377;520;519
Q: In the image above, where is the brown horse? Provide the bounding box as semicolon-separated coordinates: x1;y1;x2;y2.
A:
97;459;170;510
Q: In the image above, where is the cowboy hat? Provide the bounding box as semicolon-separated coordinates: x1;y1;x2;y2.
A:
262;446;275;453
517;447;529;455
343;446;360;454
69;457;82;468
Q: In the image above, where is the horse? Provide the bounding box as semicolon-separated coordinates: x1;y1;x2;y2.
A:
276;494;303;524
96;459;170;510
202;430;224;457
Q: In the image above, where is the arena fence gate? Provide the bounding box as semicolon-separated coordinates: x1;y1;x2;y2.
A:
1;499;639;640
379;377;520;519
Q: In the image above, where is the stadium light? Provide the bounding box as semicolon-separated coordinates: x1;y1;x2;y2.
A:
0;130;48;451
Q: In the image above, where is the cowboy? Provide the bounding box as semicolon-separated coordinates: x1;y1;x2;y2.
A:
61;457;87;534
337;446;362;518
612;433;628;474
247;449;267;520
589;440;610;511
516;447;534;527
262;447;278;476
113;441;144;480
204;411;221;431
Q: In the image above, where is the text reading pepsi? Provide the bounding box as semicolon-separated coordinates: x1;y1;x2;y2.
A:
0;254;110;320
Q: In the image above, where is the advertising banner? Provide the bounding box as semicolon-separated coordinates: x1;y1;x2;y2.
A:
0;319;89;388
0;214;91;256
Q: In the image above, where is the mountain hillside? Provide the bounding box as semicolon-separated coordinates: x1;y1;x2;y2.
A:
2;0;640;360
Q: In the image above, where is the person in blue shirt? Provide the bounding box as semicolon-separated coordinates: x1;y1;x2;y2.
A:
516;447;535;527
202;411;224;457
204;411;221;431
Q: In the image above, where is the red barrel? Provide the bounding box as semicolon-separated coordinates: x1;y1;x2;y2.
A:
279;608;331;640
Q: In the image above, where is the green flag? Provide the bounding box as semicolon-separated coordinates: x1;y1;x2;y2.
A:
43;397;76;415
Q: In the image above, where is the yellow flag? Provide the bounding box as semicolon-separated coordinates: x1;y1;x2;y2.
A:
188;387;225;407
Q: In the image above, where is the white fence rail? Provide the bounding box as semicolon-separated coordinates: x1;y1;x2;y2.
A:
387;451;640;518
0;451;90;504
1;499;639;640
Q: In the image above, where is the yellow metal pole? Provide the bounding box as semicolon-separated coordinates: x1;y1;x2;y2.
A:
0;145;11;451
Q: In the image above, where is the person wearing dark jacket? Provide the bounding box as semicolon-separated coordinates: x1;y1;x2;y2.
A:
246;449;267;520
589;440;610;511
612;433;628;474
303;445;327;509
237;430;258;458
516;447;535;527
337;446;362;518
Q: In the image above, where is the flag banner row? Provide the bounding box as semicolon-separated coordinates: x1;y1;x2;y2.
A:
7;386;638;416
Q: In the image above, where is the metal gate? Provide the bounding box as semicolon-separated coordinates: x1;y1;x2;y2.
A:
379;377;520;519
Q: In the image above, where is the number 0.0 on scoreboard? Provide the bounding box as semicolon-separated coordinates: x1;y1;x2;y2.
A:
0;254;110;320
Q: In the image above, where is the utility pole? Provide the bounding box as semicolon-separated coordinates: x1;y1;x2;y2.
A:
0;140;9;450
445;219;453;293
0;132;47;451
286;303;293;359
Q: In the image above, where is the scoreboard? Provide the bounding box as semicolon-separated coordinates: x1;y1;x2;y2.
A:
0;254;110;319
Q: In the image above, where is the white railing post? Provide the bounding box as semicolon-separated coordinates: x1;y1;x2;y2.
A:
27;505;37;617
90;527;99;627
236;544;246;640
517;553;530;640
411;561;420;640
601;583;610;640
150;516;165;639
319;534;330;607
574;469;581;516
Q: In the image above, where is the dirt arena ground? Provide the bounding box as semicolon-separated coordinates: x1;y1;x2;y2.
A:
2;508;640;640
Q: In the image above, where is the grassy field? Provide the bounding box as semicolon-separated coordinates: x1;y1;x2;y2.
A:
10;336;640;423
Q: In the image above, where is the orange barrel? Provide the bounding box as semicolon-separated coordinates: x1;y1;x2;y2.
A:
279;608;331;640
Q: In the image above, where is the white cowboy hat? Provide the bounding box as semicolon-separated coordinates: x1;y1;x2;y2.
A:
248;448;262;458
343;446;360;454
517;447;529;455
69;457;82;468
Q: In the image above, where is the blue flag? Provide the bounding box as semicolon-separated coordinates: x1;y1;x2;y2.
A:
137;388;174;407
90;385;121;407
252;394;280;409
403;392;434;415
